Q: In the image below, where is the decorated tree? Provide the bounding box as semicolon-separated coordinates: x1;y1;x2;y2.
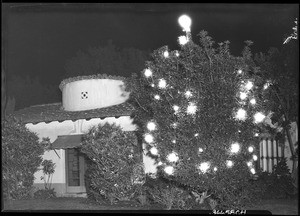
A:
126;15;267;208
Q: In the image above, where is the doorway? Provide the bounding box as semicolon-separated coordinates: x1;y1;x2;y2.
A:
65;148;86;193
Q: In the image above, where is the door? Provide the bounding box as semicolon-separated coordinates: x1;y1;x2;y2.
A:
66;148;86;193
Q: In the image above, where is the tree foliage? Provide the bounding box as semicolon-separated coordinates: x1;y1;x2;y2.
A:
7;75;60;111
125;31;265;208
2;116;45;200
254;40;298;128
64;40;149;79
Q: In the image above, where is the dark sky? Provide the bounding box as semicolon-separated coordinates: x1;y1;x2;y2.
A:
3;3;299;86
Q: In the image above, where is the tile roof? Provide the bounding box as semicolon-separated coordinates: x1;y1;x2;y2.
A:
13;102;135;125
51;134;83;149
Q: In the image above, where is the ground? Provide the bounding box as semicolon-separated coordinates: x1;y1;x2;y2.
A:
2;197;298;215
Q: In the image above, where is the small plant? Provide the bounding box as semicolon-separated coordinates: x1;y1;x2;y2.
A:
40;160;56;190
135;186;148;206
34;159;56;199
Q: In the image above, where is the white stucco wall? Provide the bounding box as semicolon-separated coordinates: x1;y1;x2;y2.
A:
62;79;130;111
26;121;75;186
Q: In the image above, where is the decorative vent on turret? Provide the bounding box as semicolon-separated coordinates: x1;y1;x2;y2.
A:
81;91;88;99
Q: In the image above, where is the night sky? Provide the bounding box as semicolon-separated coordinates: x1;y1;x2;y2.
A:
3;3;298;86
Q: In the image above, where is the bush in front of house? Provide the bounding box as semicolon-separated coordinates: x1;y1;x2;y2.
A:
80;123;143;205
140;173;220;210
142;174;194;210
2;116;45;200
255;158;296;199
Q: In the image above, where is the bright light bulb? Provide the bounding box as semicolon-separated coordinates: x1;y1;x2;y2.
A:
144;134;154;143
199;148;203;153
147;122;156;131
250;98;256;105
187;102;197;115
158;79;167;89
255;133;259;137
144;68;152;77
164;166;174;175
240;92;247;100
235;108;247;121
158;161;163;166
154;95;160;100
237;69;243;74
178;14;192;32
150;147;158;155
178;35;188;45
213;167;218;171
248;146;254;153
185;90;192;98
247;161;253;167
263;82;270;90
173;105;180;112
227;160;233;168
245;81;254;90
175;51;179;57
253;155;258;161
194;133;199;137
163;51;169;58
254;112;266;124
151;83;155;87
199;162;210;173
172;139;176;144
250;168;256;174
231;142;240;153
171;122;178;128
167;152;179;163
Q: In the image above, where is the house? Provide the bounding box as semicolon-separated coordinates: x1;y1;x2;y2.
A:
13;74;157;197
12;74;298;197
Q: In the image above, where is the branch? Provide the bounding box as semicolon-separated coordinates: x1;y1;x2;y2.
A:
204;48;213;83
135;98;149;113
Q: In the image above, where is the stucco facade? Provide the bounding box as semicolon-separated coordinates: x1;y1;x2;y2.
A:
62;79;129;111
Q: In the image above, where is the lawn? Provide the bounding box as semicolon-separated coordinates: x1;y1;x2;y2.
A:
3;197;298;215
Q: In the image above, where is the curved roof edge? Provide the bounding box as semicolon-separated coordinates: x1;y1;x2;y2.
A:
59;74;127;90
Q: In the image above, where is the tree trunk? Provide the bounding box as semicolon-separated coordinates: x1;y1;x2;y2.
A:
284;125;297;174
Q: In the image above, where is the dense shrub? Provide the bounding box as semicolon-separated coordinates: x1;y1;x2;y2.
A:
33;188;56;199
2;116;44;200
80;123;144;204
142;174;218;210
256;158;296;199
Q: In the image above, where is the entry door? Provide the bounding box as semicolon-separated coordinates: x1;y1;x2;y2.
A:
66;148;86;193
